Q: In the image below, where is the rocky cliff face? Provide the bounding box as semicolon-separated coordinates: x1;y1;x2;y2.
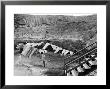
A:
14;14;97;42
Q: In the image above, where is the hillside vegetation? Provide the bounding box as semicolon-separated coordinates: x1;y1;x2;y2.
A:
14;14;97;51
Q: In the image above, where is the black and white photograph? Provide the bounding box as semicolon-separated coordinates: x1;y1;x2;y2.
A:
14;14;97;76
4;4;106;85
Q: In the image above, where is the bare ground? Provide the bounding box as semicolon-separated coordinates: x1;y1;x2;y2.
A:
14;54;64;76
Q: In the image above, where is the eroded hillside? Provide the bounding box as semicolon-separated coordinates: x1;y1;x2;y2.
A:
14;14;97;51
